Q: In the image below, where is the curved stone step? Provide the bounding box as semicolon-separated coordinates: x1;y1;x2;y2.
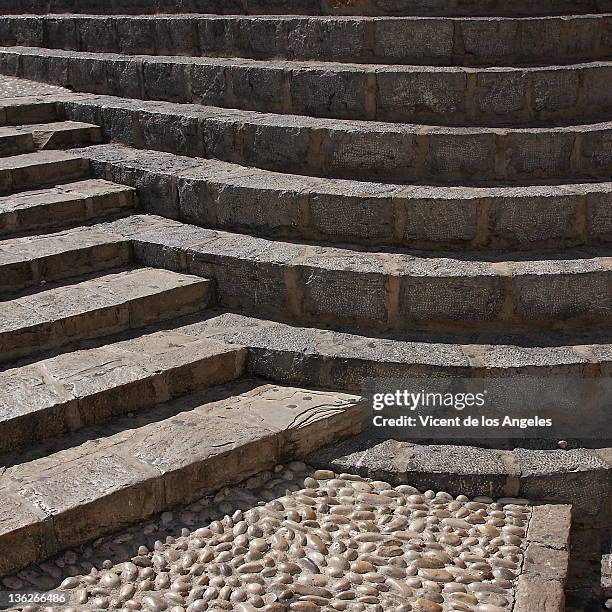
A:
0;379;364;575
2;14;611;66
4;47;612;126
309;435;609;529
58;93;612;183
0;0;611;17
0;150;90;195
104;214;612;334
0;266;214;365
0;225;133;296
77;143;612;252
0;329;246;454
0;179;136;236
175;310;612;385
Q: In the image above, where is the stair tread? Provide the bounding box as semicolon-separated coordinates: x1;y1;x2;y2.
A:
0;266;214;364
0;224;127;264
75;143;612;252
0;149;86;171
0;120;100;135
0;327;245;453
104;213;612;278
51;92;612;183
178;311;612;371
4;46;612;126
0;224;132;295
0;378;363;574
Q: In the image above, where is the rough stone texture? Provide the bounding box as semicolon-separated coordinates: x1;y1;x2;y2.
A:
0;224;132;294
0;178;136;235
101;213;612;333
3;14;612;66
0;267;214;364
0;381;364;575
0;329;247;453
0;6;610;604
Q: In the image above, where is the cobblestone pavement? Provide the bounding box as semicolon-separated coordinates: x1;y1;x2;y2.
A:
0;75;69;98
3;465;531;611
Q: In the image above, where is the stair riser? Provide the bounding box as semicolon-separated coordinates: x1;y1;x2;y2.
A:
0;0;611;16
2;15;611;66
179;313;612;399
82;149;612;251
0;280;214;365
0;185;137;236
59;96;612;183
4;50;612;126
132;238;612;335
0;131;34;156
0;391;364;576
0;100;59;126
0;156;90;195
0;241;132;296
0;348;246;455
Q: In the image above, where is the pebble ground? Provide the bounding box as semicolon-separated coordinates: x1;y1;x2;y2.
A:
3;464;532;611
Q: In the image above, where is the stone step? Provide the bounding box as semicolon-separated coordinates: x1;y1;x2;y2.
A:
0;0;611;17
0;266;214;365
78;143;612;252
0;120;102;152
0;225;133;296
58;93;612;184
0;179;136;236
0;329;246;455
3;14;611;67
0;378;364;575
104;214;612;334
3;47;612;126
0;96;59;126
0;127;34;156
168;311;612;392
0;150;90;195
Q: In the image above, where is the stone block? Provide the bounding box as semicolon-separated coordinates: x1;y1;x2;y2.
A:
287;17;366;62
475;71;527;120
426;131;496;181
376;69;467;122
399;273;505;323
116;16;155;53
291;67;367;119
299;262;389;325
531;69;579;115
527;504;572;550
143;59;189;103
512;267;610;322
190;62;227;107
514;576;565;611
374;19;453;63
506;131;574;179
322;127;417;181
154;17;198;55
491;193;579;246
459;19;518;64
229;64;288;113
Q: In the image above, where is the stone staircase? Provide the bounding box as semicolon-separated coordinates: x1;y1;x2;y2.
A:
0;0;610;604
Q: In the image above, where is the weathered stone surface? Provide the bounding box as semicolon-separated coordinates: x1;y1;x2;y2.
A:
0;267;213;364
0;178;135;235
514;576;565;611
0;381;363;574
0;330;246;453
